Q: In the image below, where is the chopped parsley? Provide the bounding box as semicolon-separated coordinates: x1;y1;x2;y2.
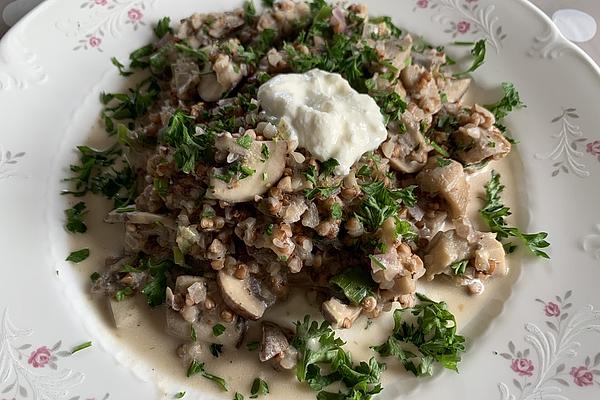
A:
191;325;197;342
213;323;226;336
330;203;343;220
65;202;88;233
260;143;270;161
163;110;215;173
320;158;339;176
372;293;465;376
246;341;260;351
356;165;372;177
154;17;172;38
233;393;244;400
330;268;376;305
101;78;160;134
174;392;186;399
140;259;172;307
111;57;133;77
214;161;256;183
356;181;417;231
115;287;134;302
292;316;384;399
210;343;224;358
454;39;486;77
436;157;453;168
244;0;256;22
71;341;92;354
450;259;469;275
187;360;229;391
485;82;526;121
236;134;253;149
66;248;90;263
480;171;550;258
153;178;169;197
250;378;269;398
90;272;101;282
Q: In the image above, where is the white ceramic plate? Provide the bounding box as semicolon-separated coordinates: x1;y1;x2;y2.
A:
1;0;600;399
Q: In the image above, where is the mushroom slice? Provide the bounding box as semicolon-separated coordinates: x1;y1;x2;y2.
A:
438;77;471;103
197;73;227;102
423;229;471;280
321;297;362;329
416;156;469;219
217;271;274;320
207;139;287;203
259;322;290;362
166;308;247;346
385;113;432;173
474;233;507;276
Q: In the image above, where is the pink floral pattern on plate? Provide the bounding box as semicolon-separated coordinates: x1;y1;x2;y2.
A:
496;291;600;399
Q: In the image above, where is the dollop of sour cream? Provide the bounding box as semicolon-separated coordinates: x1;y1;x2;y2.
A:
257;69;388;175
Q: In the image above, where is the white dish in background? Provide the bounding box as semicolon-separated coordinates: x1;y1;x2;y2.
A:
1;0;600;399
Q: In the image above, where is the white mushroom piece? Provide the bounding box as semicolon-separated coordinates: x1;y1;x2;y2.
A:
321;297;362;329
104;210;177;229
452;104;512;165
259;322;297;370
197;54;248;102
165;275;247;346
415;156;469;219
217;271;275;320
423;229;507;288
382;112;432;173
206;133;288;203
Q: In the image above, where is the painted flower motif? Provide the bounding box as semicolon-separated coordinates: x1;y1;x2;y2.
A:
544;301;561;317
88;36;102;48
416;0;429;8
511;358;534;377
465;0;478;3
456;20;471;34
570;366;594;387
95;0;107;5
127;8;143;21
586;140;600;156
28;346;52;368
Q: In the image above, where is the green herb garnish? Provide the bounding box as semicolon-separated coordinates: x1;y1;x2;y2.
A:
236;134;253;149
210;343;224;358
154;17;172;38
454;39;486;77
480;171;550;258
66;248;90;263
450;259;469;275
356;181;417;231
485;82;526;121
187;360;229;391
65;202;88;233
372;293;465;376
71;341;92;354
115;287;134;302
213;324;226;337
330;268;376;305
246;341;260;351
250;378;269;398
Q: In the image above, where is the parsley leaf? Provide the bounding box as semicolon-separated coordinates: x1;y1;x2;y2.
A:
115;287;134;301
292;316;384;399
330;203;343;220
141;259;172;307
233;393;244;400
163;110;215;173
187;360;229;391
261;0;274;7
210;343;224;358
101;78;160;133
244;0;256;22
320;158;339;176
236;134;253;149
66;248;90;263
250;378;269;398
356;181;417;231
450;259;469;275
191;325;197;342
154;17;172;38
71;341;92;354
175;392;186;399
213;324;226;336
485;82;526;121
65;202;88;233
246;341;260;351
454;39;486;77
260;143;270;161
480;171;550;258
372;293;465;376
330;268;376;305
111;57;133;77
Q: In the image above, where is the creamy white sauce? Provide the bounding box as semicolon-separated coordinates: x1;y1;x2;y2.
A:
257;69;388;175
72;141;523;398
